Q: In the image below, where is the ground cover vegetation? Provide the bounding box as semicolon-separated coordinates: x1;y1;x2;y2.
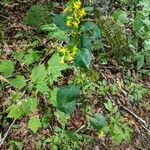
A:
0;0;150;149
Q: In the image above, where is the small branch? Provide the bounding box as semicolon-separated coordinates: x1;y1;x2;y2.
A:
0;119;16;147
121;105;150;134
75;125;86;133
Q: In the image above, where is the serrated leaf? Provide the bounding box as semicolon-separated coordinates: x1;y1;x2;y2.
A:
28;116;41;133
47;53;68;84
75;48;92;69
36;82;50;93
23;49;40;65
41;24;69;42
49;88;58;106
8;105;22;119
21;97;37;114
90;113;108;130
0;60;14;77
57;85;80;114
10;75;26;89
31;64;47;83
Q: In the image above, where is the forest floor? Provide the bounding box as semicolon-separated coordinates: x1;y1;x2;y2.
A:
0;0;150;150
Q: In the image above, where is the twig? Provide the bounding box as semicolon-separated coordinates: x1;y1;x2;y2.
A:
121;105;150;134
75;125;86;133
0;119;15;147
0;14;9;20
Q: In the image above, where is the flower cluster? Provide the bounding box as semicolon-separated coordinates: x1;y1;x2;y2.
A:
59;0;86;64
64;0;86;28
59;45;78;64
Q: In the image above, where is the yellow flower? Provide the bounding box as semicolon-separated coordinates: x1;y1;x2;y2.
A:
59;57;65;64
74;0;81;9
73;45;78;52
79;8;86;17
66;16;73;27
59;47;67;54
67;54;74;61
73;20;79;28
64;5;73;13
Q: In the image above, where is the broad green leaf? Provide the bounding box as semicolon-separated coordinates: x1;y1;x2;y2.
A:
75;48;92;69
10;75;26;89
28;116;41;133
21;97;37;114
31;64;47;83
53;13;68;31
47;53;68;84
80;22;101;40
90;113;108;130
8;105;22;119
57;85;80;114
0;60;14;77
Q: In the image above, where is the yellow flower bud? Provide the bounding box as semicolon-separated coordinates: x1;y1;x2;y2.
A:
59;47;67;54
59;57;65;64
74;0;82;9
80;8;86;17
73;21;79;28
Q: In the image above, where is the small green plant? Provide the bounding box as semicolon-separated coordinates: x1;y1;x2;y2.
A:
8;140;23;150
128;83;148;102
90;99;133;145
98;80;119;96
24;4;51;28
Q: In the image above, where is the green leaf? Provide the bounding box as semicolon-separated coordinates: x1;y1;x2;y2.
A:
36;82;50;93
28;116;41;133
57;85;80;114
24;4;51;28
144;39;150;50
41;24;69;42
49;88;58;106
136;54;144;70
80;22;101;40
10;75;26;89
0;60;14;77
8;105;22;119
90;113;108;130
47;53;68;84
112;10;128;24
21;97;37;114
75;48;92;69
133;12;144;32
23;49;40;65
53;13;68;31
31;64;47;83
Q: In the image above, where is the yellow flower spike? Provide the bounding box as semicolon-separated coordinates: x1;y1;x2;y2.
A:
74;0;82;9
79;8;86;17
